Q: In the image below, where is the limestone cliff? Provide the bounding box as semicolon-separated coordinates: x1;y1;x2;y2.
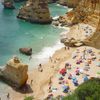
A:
60;0;100;49
17;0;52;24
0;57;28;88
58;0;81;8
58;0;100;26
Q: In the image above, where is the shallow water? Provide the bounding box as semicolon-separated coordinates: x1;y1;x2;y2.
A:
0;3;68;68
0;2;69;96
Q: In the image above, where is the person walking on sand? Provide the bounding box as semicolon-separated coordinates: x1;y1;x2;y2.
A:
30;80;33;85
29;55;32;60
49;56;52;62
7;93;10;100
83;48;86;60
38;64;43;72
64;46;66;50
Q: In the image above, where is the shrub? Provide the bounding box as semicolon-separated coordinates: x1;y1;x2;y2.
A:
24;96;34;100
63;78;100;100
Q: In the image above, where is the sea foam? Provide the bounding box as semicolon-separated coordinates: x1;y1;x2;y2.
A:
29;41;64;68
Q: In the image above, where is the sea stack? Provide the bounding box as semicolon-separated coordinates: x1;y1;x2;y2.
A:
3;0;15;9
17;0;52;24
0;56;28;88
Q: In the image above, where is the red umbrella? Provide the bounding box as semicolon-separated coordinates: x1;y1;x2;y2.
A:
59;68;66;75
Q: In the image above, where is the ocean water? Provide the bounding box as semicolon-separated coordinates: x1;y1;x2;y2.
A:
0;2;68;95
0;2;68;68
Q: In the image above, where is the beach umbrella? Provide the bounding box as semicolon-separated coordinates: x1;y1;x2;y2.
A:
62;85;69;92
59;68;66;75
83;66;90;71
83;75;88;82
96;62;100;67
72;76;76;80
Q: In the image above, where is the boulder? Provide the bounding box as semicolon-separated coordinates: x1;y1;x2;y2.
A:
0;56;28;88
19;48;32;56
3;0;15;9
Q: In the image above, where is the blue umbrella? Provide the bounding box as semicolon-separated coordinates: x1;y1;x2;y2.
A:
83;76;88;82
72;76;76;80
62;85;69;93
62;85;68;90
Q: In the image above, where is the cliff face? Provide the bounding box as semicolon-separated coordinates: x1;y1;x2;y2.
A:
60;0;100;49
58;0;100;26
17;0;52;24
58;0;81;8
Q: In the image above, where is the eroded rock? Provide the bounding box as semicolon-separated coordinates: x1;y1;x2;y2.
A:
3;0;15;9
0;56;28;88
60;0;100;48
19;48;32;56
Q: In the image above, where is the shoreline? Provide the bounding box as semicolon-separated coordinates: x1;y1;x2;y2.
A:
28;40;64;70
9;46;76;100
0;45;100;100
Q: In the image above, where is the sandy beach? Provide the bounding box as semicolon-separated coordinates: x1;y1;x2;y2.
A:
3;45;99;100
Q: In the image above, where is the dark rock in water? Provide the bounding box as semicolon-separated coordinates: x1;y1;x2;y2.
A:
0;56;28;88
14;0;27;2
19;48;32;56
3;0;15;9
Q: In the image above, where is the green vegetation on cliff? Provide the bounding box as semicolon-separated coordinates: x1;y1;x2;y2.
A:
63;78;100;100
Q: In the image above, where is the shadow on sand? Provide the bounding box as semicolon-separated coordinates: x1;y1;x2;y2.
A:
0;77;33;94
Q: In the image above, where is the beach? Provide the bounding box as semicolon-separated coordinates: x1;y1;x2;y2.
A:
3;46;99;100
0;0;100;100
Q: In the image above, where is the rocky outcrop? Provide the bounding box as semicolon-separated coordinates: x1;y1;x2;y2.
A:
14;0;27;2
48;0;58;3
58;0;81;8
3;0;15;9
58;0;100;26
0;57;28;88
19;48;32;56
60;0;100;49
17;0;52;24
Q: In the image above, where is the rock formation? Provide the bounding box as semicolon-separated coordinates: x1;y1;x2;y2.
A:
14;0;27;2
17;0;52;24
19;48;32;56
60;0;100;48
58;0;81;8
3;0;15;9
0;56;28;88
48;0;57;3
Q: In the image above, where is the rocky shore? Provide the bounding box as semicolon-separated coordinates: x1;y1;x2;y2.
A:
53;0;100;49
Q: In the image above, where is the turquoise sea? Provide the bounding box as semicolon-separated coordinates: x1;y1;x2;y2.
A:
0;2;68;68
0;2;69;96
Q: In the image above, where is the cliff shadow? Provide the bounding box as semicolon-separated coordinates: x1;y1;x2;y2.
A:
15;84;33;94
0;77;33;94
